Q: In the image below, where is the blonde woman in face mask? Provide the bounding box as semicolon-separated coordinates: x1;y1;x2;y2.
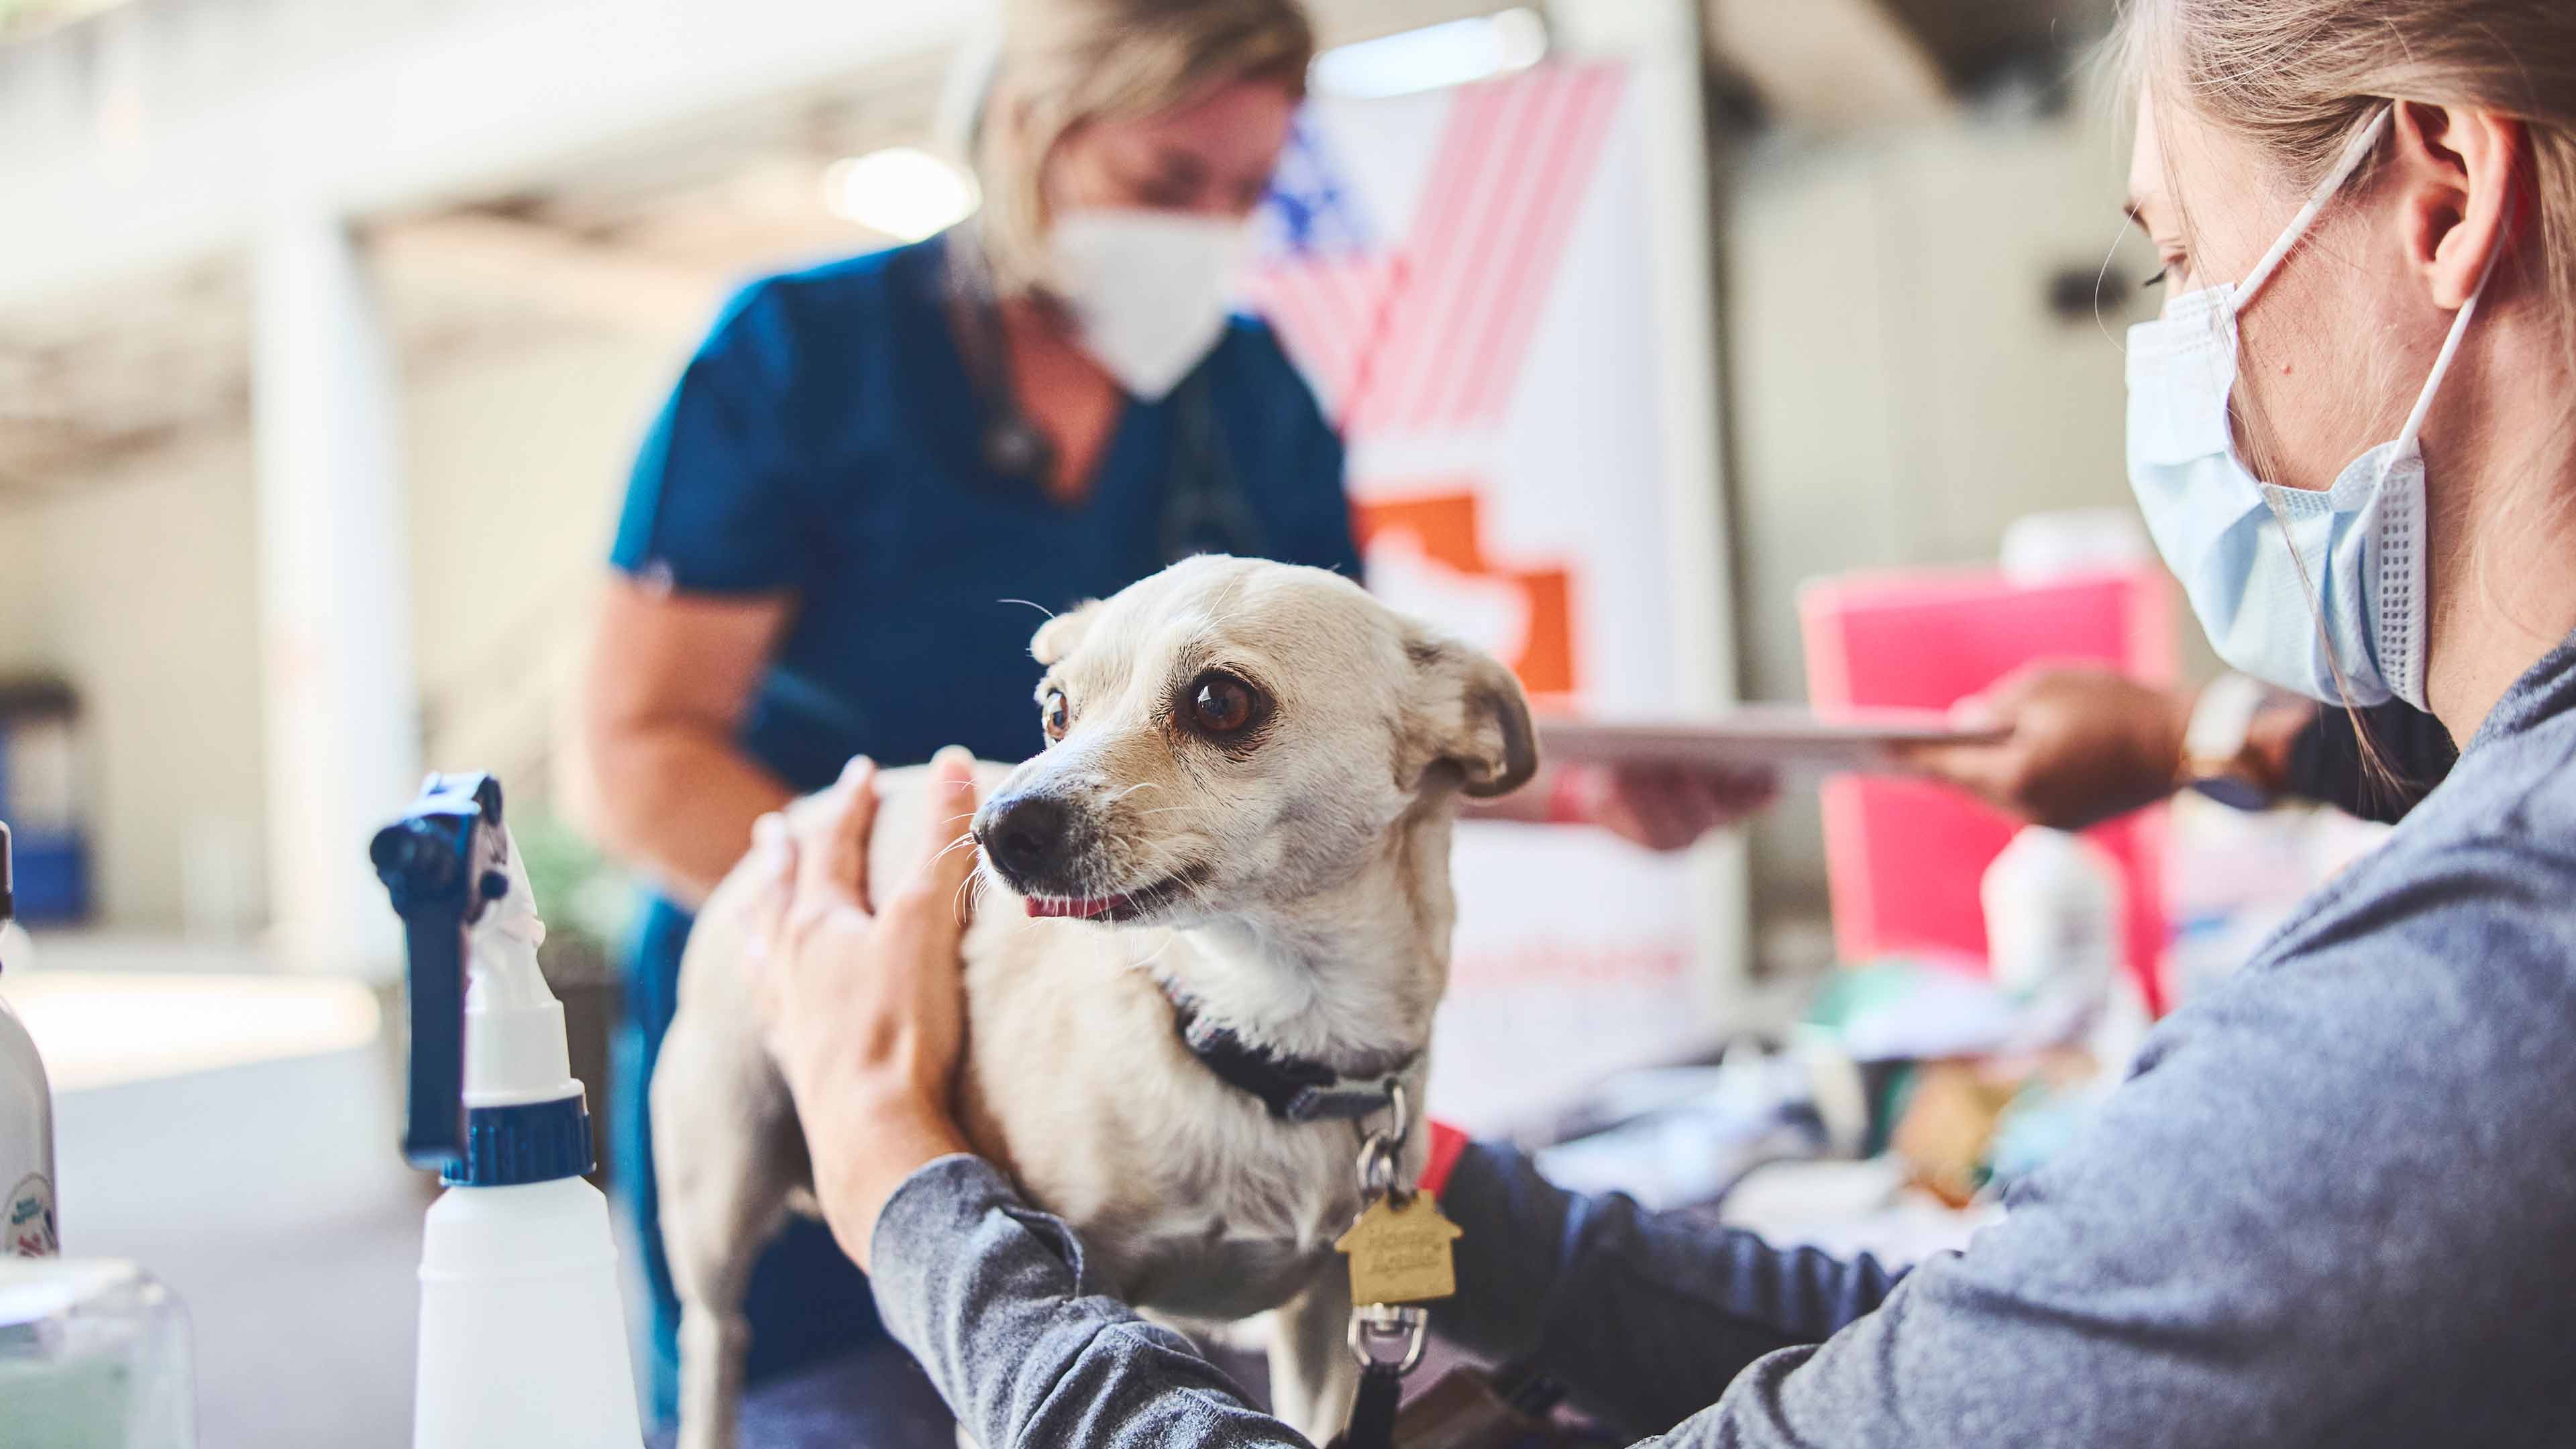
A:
724;1;2576;1444
580;0;1748;1425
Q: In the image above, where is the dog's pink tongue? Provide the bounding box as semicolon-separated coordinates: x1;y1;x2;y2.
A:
1027;895;1120;920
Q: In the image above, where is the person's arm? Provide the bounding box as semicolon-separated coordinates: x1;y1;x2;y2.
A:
1463;761;1779;850
1896;667;2194;830
869;1155;1316;1448
2277;698;2457;824
580;580;797;906
585;276;824;902
1901;665;2461;830
875;1132;1901;1449
1433;1144;1904;1437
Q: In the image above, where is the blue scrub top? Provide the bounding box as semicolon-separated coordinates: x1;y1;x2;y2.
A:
606;231;1360;1424
610;231;1364;790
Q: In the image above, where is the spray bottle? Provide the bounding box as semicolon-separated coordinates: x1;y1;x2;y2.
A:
370;774;641;1448
1;821;58;1260
1;822;60;1259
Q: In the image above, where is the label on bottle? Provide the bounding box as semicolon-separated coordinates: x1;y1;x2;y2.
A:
7;1171;56;1256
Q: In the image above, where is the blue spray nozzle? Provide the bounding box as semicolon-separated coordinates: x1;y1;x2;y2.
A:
372;773;507;1175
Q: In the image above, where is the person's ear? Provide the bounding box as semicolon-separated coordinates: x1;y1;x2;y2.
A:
1030;600;1104;668
1403;629;1539;800
2392;101;2523;311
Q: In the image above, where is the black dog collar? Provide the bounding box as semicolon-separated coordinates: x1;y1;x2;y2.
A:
1169;996;1415;1124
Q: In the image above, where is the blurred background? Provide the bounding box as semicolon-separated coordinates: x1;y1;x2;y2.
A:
0;0;2373;1444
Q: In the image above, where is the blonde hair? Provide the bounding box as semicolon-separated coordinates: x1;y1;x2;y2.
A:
2112;0;2576;385
973;0;1315;294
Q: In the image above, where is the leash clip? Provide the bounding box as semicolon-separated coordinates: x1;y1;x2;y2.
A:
1332;1084;1450;1449
1346;1301;1430;1375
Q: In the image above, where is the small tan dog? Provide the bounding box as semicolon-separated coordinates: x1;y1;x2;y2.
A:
652;556;1536;1449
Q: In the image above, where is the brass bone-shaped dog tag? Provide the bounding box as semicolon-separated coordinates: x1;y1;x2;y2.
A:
1335;1193;1464;1305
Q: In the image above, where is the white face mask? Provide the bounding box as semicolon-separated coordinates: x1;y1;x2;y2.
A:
1048;207;1249;400
2126;105;2501;710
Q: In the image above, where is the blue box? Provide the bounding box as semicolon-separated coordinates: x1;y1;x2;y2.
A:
5;828;89;925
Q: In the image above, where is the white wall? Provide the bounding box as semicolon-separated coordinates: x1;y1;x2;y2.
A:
402;317;704;792
0;500;44;672
1723;112;2151;938
7;441;269;930
5;308;700;932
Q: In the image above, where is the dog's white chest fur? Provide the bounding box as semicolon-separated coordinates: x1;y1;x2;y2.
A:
952;914;1385;1320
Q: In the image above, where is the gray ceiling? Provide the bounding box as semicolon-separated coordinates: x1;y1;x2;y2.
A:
0;0;2123;494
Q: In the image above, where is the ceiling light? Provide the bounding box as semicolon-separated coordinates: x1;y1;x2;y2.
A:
1309;8;1549;101
822;147;981;241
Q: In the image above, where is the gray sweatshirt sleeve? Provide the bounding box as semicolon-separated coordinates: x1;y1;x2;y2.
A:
867;1154;1313;1448
1433;1143;1904;1436
867;1144;1907;1448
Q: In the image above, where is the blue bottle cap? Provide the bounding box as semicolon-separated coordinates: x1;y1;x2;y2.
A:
445;1091;598;1187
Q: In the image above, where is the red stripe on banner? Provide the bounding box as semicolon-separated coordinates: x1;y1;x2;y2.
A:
1346;79;1512;434
1390;75;1546;432
1289;266;1359;407
1252;258;1392;416
1262;64;1630;440
1244;270;1319;398
1331;253;1409;432
1308;265;1363;399
1415;66;1590;429
1450;64;1624;426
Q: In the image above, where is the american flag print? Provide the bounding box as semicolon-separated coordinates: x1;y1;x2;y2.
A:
1249;62;1629;436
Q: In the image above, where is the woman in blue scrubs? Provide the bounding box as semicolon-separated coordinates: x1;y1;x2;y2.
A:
582;0;1744;1421
580;0;1340;1418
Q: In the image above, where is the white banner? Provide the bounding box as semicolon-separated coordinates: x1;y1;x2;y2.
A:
1253;60;1728;1130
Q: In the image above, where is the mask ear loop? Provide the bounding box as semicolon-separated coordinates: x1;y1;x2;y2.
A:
2238;105;2397;305
2399;195;2514;449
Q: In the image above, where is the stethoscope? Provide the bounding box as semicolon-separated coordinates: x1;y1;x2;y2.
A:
944;227;1267;566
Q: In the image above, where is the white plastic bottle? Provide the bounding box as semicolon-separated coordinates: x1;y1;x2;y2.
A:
0;821;60;1259
1982;826;2123;1005
372;775;641;1449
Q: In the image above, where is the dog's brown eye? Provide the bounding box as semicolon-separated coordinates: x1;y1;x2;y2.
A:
1041;688;1070;741
1187;672;1260;737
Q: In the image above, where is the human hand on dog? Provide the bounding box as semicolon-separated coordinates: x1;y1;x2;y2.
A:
744;746;984;1269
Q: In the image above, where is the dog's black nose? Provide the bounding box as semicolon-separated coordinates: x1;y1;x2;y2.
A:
980;792;1072;883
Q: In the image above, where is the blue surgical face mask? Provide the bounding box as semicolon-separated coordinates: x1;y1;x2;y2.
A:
2125;105;2500;709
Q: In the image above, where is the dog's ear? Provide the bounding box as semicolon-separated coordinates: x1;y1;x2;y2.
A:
1405;629;1540;799
1030;600;1105;667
